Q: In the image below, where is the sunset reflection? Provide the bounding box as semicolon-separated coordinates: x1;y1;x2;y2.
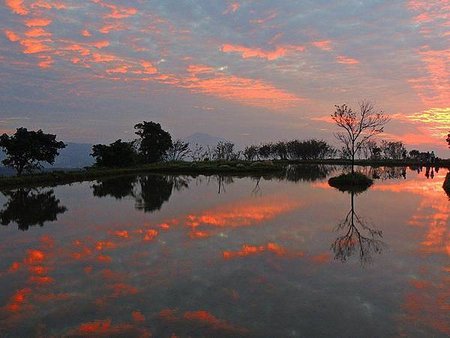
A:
0;171;449;336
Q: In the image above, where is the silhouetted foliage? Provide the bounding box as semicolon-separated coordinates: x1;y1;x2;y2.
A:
0;128;66;175
213;142;240;161
380;140;407;160
91;139;137;167
135;175;174;212
447;133;450;148
409;149;420;159
0;188;67;230
443;173;450;198
243;145;259;161
92;176;137;199
91;174;187;213
283;164;335;182
166;139;190;161
328;172;373;193
331;191;386;265
134;121;172;163
331;101;389;173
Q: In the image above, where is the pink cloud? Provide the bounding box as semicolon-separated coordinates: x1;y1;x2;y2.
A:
312;40;333;51
5;0;28;15
336;55;359;65
224;2;240;14
25;18;52;27
222;43;305;61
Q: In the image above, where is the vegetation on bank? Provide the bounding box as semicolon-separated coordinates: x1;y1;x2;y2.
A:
0;101;448;185
328;172;373;193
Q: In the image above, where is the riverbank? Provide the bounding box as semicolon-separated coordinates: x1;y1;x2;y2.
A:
0;159;449;189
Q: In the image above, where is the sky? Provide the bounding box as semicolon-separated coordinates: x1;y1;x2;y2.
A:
0;0;449;155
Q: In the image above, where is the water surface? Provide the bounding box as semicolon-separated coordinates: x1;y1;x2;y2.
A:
0;166;448;337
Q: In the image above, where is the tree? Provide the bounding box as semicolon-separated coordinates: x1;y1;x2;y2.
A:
165;139;190;161
213;142;240;161
0;188;67;231
380;140;407;160
447;133;450;148
91;139;137;167
134;121;172;163
331;101;390;173
0;128;66;175
243;145;259;161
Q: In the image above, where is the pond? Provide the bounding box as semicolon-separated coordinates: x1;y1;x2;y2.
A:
0;166;448;337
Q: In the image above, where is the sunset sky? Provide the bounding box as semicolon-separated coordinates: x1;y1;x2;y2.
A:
1;0;449;154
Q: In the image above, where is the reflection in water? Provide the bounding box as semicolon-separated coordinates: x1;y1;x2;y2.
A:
1;166;448;336
135;175;174;212
332;190;386;265
92;175;191;213
92;176;137;199
0;189;67;231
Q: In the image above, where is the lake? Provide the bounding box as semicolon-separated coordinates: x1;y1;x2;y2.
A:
0;166;448;337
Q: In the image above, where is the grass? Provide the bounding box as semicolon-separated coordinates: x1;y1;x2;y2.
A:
328;172;374;193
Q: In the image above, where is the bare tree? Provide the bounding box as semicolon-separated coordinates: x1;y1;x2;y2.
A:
331;101;390;173
332;191;386;265
165;139;190;161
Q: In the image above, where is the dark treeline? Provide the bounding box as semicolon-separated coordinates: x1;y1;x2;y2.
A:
0;119;448;175
90;120;443;168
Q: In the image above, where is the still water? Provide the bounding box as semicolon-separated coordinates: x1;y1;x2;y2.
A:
0;166;448;337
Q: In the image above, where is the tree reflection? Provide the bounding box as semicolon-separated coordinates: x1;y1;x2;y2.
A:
91;175;190;213
332;190;386;265
0;188;67;231
92;176;137;199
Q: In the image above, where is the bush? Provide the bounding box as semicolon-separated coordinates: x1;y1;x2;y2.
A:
328;172;373;193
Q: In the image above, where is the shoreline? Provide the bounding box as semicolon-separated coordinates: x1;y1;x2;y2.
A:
0;159;449;190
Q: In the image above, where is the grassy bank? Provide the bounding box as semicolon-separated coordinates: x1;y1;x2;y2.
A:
0;158;449;190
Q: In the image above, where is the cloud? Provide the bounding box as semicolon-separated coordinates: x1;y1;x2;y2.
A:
336;55;359;65
312;40;333;51
5;0;28;16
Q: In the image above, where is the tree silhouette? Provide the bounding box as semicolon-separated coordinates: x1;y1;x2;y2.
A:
91;139;137;167
0;128;66;175
331;190;386;265
134;121;172;163
331;101;389;173
134;175;174;212
92;176;137;199
0;188;67;230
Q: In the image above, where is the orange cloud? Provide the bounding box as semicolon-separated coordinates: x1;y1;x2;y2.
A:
93;40;110;49
181;64;303;109
336;55;359;65
25;18;52;27
312;40;333;51
4;30;20;42
81;29;92;37
224;2;240;14
222;44;286;60
5;0;28;15
25;27;51;38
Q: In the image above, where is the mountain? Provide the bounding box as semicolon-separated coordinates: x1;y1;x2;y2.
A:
183;132;228;147
0;142;94;170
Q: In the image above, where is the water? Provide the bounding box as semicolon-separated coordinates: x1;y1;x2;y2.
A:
0;166;448;337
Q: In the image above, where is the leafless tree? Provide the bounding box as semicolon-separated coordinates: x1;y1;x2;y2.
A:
165;139;190;161
331;101;390;173
332;191;386;265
